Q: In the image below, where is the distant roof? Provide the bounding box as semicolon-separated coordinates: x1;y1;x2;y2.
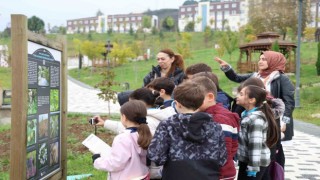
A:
183;0;198;5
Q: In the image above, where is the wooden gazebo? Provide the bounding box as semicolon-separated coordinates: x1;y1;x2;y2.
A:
237;32;297;73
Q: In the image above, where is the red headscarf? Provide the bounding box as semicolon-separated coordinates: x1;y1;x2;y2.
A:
259;51;287;78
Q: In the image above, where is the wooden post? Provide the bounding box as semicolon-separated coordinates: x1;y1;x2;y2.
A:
11;14;28;180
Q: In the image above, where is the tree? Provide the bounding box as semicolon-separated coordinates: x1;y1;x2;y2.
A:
271;40;280;52
176;32;192;59
96;10;104;17
317;42;320;75
162;16;175;31
203;26;213;47
219;31;239;60
28;16;45;33
303;27;316;42
142;15;152;29
109;43;135;66
184;21;195;32
129;26;134;36
248;0;311;39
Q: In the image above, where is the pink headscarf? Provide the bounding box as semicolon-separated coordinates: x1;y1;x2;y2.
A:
259;51;287;78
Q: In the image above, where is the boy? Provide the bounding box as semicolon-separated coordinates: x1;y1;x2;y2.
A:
185;63;232;109
146;77;175;108
148;81;227;180
192;75;240;180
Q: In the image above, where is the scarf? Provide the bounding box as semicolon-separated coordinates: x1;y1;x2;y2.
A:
259;51;286;78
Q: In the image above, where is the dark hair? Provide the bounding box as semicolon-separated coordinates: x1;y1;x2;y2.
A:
120;100;152;149
160;49;185;77
185;63;212;76
192;71;220;91
192;76;217;98
117;90;133;106
173;81;205;110
129;88;161;107
244;85;279;148
237;77;264;93
146;77;175;95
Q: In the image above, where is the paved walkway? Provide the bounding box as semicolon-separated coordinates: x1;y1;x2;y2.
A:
68;74;320;180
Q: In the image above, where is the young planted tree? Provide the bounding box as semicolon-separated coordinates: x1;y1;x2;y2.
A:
203;26;213;47
219;31;239;60
316;42;320;76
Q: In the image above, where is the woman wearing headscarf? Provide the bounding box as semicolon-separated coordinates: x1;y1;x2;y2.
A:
214;51;295;142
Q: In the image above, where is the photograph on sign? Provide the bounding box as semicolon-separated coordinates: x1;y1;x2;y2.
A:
27;118;37;146
38;142;48;169
50;89;59;112
38;113;49;139
27;89;38;115
50;114;59;138
50;141;59;166
26;150;37;179
38;66;50;86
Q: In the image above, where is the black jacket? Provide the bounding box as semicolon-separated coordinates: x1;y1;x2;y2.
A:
148;112;227;180
143;65;185;86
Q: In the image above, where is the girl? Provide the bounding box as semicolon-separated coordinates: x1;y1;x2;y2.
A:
236;85;279;179
92;100;152;180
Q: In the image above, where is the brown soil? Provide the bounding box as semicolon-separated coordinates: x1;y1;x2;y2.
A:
0;115;116;173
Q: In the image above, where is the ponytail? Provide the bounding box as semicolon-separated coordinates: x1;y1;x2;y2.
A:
260;102;279;148
137;124;152;150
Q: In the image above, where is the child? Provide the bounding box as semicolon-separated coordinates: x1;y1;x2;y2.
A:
185;63;232;109
192;75;240;180
236;85;279;179
146;77;175;108
148;81;227;180
95;88;176;135
92;100;152;180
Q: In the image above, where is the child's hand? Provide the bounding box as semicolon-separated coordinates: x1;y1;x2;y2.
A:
214;57;228;67
93;116;105;126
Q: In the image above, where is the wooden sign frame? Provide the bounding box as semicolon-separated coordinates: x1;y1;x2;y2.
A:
10;14;67;180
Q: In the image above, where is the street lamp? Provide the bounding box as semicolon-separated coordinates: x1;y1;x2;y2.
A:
295;0;303;108
103;40;113;68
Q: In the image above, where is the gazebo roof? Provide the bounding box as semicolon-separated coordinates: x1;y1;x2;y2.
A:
239;32;296;50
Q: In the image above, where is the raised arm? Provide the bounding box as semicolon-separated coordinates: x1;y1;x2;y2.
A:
214;57;253;83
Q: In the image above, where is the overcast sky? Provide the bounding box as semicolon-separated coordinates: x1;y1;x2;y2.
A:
0;0;185;31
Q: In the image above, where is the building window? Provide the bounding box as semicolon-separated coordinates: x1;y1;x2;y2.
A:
95;20;98;23
224;4;229;8
138;16;142;20
217;5;221;9
131;17;136;20
119;18;123;21
68;22;72;25
108;19;112;22
181;8;185;12
210;5;214;10
231;10;237;15
187;7;192;12
232;3;237;8
85;20;88;24
225;11;229;16
126;17;129;21
195;7;198;12
73;21;77;25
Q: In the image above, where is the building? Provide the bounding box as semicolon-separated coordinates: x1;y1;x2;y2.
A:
67;17;99;34
178;0;244;32
97;13;144;33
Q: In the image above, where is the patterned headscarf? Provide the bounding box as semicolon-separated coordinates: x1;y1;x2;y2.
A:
259;51;287;78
